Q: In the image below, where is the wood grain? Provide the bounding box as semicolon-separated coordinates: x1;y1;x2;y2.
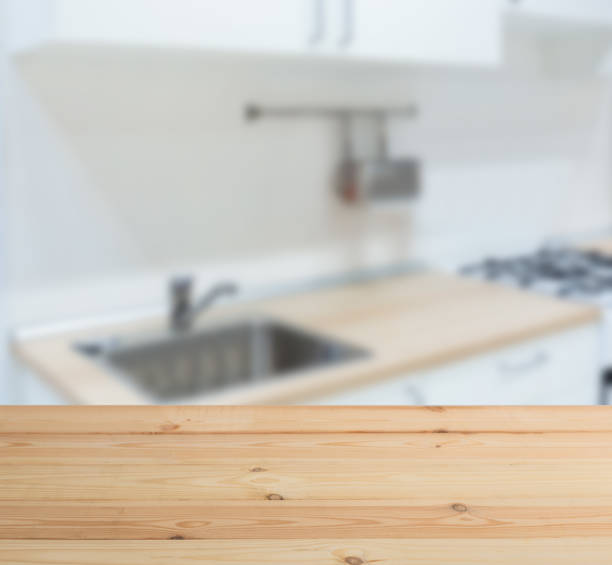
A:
4;459;612;502
3;500;612;539
3;407;612;563
3;405;612;433
4;539;612;565
5;430;612;462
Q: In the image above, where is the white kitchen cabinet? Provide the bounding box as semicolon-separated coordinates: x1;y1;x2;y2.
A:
343;0;502;66
7;0;312;54
505;0;612;25
10;361;67;405
314;323;601;405
503;0;612;76
22;371;66;405
7;0;502;67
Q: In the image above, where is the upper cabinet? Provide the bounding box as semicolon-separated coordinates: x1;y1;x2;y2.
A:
505;0;612;25
58;0;310;52
338;0;502;66
7;0;311;54
503;0;612;76
10;0;612;71
7;0;502;67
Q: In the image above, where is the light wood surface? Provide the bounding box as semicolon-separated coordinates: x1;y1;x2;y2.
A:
3;539;612;565
579;237;612;256
3;405;612;433
12;272;600;404
2;406;612;564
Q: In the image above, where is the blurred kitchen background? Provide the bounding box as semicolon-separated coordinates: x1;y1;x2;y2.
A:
4;0;612;405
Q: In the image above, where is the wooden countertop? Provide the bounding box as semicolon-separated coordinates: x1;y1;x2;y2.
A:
3;406;612;564
13;272;600;404
580;237;612;256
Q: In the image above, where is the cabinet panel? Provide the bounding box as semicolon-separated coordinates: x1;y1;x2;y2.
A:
23;372;67;405
9;0;502;67
348;0;501;66
506;0;612;25
10;0;310;54
313;324;600;405
58;0;310;51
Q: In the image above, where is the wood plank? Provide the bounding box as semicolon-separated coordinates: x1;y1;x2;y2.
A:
3;500;612;539
3;407;612;564
2;460;610;502
4;432;612;464
3;539;612;565
4;406;612;434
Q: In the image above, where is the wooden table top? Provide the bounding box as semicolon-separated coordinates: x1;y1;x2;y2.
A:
2;405;612;564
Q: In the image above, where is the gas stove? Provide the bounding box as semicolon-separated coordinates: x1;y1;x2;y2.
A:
460;247;612;307
461;246;612;403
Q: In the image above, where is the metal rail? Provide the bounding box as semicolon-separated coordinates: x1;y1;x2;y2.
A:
244;103;418;121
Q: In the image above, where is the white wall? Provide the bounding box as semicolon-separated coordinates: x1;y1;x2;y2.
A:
0;26;611;324
4;46;612;327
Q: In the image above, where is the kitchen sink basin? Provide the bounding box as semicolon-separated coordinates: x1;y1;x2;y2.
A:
74;318;368;402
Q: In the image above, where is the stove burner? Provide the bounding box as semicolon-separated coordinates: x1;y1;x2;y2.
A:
460;247;612;303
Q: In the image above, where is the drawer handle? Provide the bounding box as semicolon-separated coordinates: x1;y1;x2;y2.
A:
498;351;549;376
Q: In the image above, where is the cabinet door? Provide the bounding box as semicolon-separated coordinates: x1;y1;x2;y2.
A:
10;0;502;63
346;0;502;66
312;323;601;405
22;371;67;405
312;376;426;405
25;0;311;53
506;0;612;25
419;324;600;405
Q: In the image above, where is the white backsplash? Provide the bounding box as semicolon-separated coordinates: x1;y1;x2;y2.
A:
3;48;612;325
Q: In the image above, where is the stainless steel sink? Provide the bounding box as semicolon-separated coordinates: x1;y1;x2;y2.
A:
74;318;368;402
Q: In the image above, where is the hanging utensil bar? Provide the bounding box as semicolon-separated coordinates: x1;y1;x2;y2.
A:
244;103;418;121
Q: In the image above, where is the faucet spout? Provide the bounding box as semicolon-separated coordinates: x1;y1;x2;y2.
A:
169;277;238;332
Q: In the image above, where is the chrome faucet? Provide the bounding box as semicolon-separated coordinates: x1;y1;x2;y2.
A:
169;276;238;332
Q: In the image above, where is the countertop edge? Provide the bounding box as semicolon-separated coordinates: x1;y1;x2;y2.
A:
2;405;612;433
10;272;603;405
